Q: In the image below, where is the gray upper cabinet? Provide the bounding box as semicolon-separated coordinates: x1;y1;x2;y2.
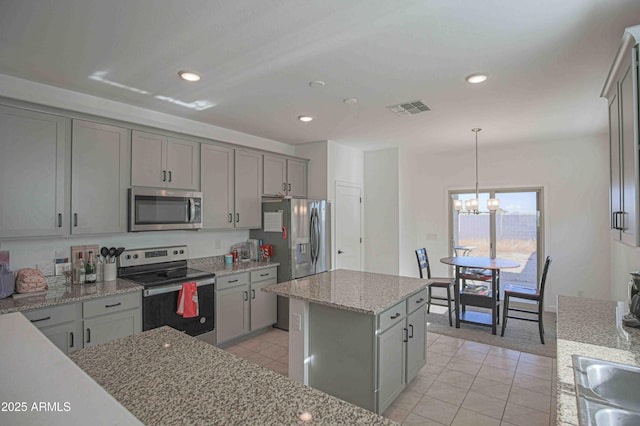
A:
603;29;640;247
263;155;287;195
235;149;263;228
287;159;308;198
71;120;129;234
263;155;308;198
0;106;68;238
131;130;200;190
201;144;235;230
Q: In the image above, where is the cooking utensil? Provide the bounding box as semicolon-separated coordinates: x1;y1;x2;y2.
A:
109;247;116;263
113;247;125;262
100;247;109;263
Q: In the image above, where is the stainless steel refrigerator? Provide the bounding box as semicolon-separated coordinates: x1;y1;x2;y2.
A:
250;198;331;330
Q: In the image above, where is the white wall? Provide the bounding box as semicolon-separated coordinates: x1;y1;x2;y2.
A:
0;75;296;271
396;135;610;311
364;149;399;275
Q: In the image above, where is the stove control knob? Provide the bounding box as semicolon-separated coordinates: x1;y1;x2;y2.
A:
179;250;184;254
173;250;178;255
126;255;131;260
133;254;139;259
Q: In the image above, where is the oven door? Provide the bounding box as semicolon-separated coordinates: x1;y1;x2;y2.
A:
129;188;202;232
142;279;214;336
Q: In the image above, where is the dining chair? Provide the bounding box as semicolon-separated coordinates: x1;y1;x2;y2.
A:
500;256;552;344
415;248;455;326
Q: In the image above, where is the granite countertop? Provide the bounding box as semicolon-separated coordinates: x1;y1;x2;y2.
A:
70;326;395;425
0;276;143;315
188;256;279;277
556;295;640;425
263;269;431;315
0;312;142;425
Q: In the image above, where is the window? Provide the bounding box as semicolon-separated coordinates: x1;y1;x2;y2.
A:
449;188;544;292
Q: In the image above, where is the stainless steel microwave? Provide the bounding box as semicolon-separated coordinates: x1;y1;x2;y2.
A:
129;188;202;232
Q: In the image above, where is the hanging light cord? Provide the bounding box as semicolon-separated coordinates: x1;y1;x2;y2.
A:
472;128;481;211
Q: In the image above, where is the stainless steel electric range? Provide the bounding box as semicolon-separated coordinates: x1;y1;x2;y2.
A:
118;246;215;339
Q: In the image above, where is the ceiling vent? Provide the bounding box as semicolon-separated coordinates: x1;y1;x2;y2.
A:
387;100;430;115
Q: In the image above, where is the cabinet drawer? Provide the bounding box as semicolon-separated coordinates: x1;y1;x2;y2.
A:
83;292;140;318
378;300;407;333
23;303;77;329
250;267;277;283
216;272;250;290
407;289;428;313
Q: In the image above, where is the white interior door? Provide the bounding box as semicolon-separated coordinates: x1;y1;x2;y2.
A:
335;184;362;270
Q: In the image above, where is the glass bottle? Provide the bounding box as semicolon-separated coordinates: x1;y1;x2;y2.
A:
85;251;97;284
75;252;85;285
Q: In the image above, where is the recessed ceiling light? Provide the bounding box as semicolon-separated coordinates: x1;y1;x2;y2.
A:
309;80;325;88
466;73;488;84
343;98;358;104
298;115;313;122
178;70;201;82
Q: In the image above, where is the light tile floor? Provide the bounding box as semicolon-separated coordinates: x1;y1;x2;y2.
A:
223;329;558;426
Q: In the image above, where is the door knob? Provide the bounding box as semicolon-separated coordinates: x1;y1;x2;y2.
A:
338;250;344;254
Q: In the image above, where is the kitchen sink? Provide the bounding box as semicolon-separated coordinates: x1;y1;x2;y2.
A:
573;355;640;425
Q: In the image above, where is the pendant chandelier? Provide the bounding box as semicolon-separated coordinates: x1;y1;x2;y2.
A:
454;128;499;214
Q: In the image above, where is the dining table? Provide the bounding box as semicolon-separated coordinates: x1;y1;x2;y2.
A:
440;256;520;335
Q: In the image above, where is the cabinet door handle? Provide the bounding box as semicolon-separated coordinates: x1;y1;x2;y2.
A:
57;213;62;228
283;183;286;191
390;313;401;319
403;327;408;343
228;279;238;283
30;316;51;323
260;273;269;277
228;213;233;223
163;170;167;182
168;171;172;182
243;291;249;301
73;213;78;227
70;331;74;348
409;324;414;338
288;183;291;191
416;298;424;304
236;213;240;223
252;289;256;299
86;328;91;344
105;302;121;308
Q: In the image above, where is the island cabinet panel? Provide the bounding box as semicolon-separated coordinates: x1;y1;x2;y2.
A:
308;303;376;411
304;288;428;414
377;318;406;412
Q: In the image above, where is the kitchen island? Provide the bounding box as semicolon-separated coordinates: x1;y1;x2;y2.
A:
556;295;640;425
70;324;394;425
263;269;431;414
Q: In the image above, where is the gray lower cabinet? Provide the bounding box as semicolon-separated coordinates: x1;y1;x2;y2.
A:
22;291;141;353
215;268;277;345
307;288;427;414
23;303;82;354
83;292;142;348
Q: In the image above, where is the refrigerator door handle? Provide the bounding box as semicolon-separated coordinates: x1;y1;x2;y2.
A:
313;207;320;264
309;208;315;264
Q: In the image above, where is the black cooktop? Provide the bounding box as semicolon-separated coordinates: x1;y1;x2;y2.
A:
125;267;215;288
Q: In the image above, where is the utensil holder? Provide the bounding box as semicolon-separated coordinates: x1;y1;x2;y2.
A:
104;263;117;281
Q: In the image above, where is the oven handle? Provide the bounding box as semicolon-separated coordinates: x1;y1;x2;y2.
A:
143;278;215;297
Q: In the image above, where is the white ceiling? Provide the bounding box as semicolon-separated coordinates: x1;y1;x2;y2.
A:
1;0;639;151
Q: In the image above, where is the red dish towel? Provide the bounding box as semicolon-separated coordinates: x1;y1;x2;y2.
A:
176;282;199;318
